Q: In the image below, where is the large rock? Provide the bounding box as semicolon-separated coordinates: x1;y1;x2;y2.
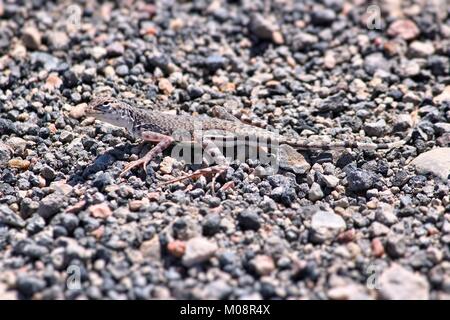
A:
249;13;283;44
378;264;429;300
411;148;450;181
278;144;311;174
310;210;346;243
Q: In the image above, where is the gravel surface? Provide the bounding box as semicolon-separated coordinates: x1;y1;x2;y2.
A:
0;0;449;300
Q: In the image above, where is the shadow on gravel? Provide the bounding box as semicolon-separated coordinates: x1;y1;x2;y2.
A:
67;143;135;186
249;40;271;57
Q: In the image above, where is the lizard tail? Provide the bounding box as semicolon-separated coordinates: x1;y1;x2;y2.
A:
284;128;413;151
285;109;418;151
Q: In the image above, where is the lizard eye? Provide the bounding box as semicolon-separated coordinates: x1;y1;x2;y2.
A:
97;102;111;111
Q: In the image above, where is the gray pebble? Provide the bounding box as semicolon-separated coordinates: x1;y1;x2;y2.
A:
37;194;65;219
40;165;56;181
308;182;324;201
364;119;387;137
116;64;129;77
237;209;261;231
346;167;375;192
0;204;26;228
16;276;46;297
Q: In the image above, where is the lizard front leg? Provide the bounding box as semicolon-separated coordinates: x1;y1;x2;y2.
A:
120;132;174;177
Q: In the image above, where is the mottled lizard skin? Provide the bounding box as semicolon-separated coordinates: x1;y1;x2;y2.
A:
86;97;409;151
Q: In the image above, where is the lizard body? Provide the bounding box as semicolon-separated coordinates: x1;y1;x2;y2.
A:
87;97;406;150
85;97;410;187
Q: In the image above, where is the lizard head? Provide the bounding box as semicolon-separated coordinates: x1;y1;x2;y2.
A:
86;97;134;130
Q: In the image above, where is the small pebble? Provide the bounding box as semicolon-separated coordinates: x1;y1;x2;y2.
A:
88;203;112;219
182;237;217;267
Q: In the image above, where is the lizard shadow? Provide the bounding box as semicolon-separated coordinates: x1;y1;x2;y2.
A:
249;40;270;57
67;142;138;187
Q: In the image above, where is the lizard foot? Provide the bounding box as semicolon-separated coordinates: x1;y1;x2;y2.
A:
119;136;174;178
217;181;235;193
160;164;229;193
120;157;151;177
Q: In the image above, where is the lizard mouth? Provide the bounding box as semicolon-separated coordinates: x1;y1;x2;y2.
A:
86;97;115;116
84;107;98;117
85;102;105;116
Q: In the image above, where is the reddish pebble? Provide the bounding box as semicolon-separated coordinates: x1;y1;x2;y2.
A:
167;240;186;258
142;26;157;36
387;19;420;40
371;238;385;257
66;200;87;214
129;199;148;211
142;4;156;16
89;203;112;219
45;73;62;91
48;123;57;134
38;175;46;188
250;255;275;276
91;226;105;239
338;229;356;243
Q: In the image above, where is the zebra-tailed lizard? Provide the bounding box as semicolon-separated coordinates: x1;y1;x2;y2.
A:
85;97;410;190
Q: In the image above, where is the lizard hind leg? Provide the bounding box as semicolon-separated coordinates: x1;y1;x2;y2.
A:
120;132;174;177
160;164;229;191
161;137;230;193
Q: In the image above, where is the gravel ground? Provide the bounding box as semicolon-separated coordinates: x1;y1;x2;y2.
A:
0;0;450;300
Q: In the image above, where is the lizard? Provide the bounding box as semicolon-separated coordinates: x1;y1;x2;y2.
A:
85;97;411;188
